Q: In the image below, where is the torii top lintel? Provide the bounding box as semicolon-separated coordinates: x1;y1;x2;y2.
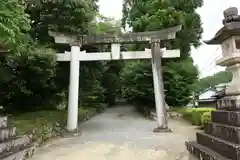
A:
49;25;182;45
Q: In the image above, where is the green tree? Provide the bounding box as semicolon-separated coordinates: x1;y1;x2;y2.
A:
90;14;122;35
164;57;199;105
24;0;106;107
122;0;203;57
25;1;125;108
0;0;30;51
25;0;98;44
121;0;202;108
91;15;124;106
0;0;103;112
196;71;232;92
0;45;59;112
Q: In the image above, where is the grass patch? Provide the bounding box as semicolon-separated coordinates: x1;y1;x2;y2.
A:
10;110;66;135
9;106;101;135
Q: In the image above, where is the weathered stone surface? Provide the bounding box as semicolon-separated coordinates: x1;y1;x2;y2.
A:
81;29;174;44
204;122;240;144
1;145;36;160
0;127;16;142
0;117;7;129
223;7;240;25
204;22;240;45
0;135;31;154
216;98;240;110
190;6;240;160
211;110;240;126
153;127;172;133
186;141;231;160
50;25;182;45
0;116;35;160
197;132;240;160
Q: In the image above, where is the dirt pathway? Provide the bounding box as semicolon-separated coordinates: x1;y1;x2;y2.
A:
30;105;198;160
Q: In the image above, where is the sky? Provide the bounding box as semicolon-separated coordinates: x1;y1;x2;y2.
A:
98;0;240;78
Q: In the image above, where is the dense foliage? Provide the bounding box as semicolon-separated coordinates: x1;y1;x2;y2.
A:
0;0;125;113
0;0;30;51
0;0;104;113
121;0;202;110
94;16;124;106
0;0;205;115
0;46;59;112
172;107;215;127
25;0;98;44
25;0;108;109
90;15;122;35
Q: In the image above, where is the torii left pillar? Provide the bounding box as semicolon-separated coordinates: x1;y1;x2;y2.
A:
67;45;80;131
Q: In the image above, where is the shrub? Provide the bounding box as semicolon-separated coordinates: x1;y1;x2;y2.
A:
170;107;194;122
181;108;194;122
191;110;202;125
0;46;64;112
174;107;215;126
191;108;215;125
201;112;212;125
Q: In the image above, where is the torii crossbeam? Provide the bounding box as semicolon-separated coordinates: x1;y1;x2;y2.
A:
49;25;182;133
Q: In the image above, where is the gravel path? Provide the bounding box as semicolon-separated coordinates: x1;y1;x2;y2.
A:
30;105;198;160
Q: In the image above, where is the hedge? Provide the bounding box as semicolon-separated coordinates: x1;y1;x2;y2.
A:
172;107;215;126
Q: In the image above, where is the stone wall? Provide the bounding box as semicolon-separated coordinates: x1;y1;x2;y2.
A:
0;116;35;160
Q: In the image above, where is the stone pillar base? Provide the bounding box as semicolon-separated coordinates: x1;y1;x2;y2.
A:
60;127;82;138
153;127;172;133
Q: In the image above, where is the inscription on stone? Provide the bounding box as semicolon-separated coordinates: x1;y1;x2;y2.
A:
205;123;240;144
212;111;240;128
230;112;238;124
217;99;240;110
78;25;182;45
81;34;161;44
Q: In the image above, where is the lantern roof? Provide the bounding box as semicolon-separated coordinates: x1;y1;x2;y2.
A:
204;7;240;45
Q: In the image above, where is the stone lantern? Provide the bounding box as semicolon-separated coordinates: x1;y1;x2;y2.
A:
186;7;240;160
205;7;240;108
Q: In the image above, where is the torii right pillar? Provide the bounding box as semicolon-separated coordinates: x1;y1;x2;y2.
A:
186;7;240;160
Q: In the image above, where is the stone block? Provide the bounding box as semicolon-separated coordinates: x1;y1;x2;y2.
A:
0;127;16;142
217;96;240;110
211;110;240;126
186;141;231;160
1;144;36;160
0;135;31;154
197;132;240;160
204;122;240;144
0;117;7;129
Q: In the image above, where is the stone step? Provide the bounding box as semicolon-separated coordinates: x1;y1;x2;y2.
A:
0;144;35;160
211;110;240;127
0;127;16;142
0;135;31;155
185;141;230;160
204;122;240;144
197;132;240;160
0;117;8;129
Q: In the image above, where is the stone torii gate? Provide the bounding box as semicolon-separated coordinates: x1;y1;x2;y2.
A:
49;25;182;132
